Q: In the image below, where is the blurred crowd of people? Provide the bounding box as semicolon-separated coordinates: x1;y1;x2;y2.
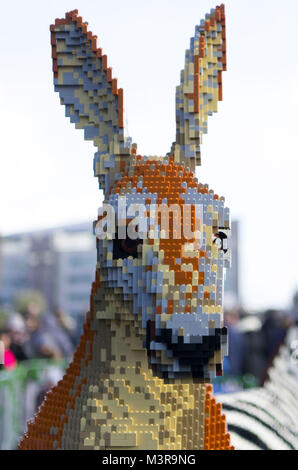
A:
224;291;298;385
0;302;77;371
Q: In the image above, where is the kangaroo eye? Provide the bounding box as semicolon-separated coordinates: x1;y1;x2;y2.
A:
113;225;143;259
213;231;228;253
120;237;142;255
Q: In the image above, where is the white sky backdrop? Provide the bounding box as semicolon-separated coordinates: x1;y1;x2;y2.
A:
0;0;298;311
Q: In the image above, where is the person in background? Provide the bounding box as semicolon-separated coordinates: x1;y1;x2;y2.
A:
289;290;298;325
22;302;63;359
20;301;74;359
54;307;77;348
39;307;75;358
261;309;288;363
260;309;289;385
6;313;28;362
224;308;246;377
0;328;17;370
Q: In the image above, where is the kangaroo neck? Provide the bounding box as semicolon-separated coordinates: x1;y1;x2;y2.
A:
59;308;206;450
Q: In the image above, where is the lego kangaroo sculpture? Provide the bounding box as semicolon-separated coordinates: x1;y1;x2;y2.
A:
19;5;234;450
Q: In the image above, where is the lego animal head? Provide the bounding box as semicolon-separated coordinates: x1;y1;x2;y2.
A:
51;5;230;381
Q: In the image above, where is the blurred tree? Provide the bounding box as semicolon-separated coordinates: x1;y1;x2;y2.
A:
14;290;47;317
0;310;8;330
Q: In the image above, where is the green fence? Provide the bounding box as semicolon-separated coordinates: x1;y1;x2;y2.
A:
0;358;68;450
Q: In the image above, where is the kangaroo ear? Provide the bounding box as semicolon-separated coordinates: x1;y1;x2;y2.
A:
170;4;226;172
50;10;137;195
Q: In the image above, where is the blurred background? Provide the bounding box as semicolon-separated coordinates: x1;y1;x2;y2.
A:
1;0;298;449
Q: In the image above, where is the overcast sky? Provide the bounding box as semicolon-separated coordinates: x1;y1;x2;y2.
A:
0;0;298;312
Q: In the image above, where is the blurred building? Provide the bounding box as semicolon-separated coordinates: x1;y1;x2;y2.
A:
224;220;240;309
0;223;96;317
0;219;240;316
0;236;31;306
